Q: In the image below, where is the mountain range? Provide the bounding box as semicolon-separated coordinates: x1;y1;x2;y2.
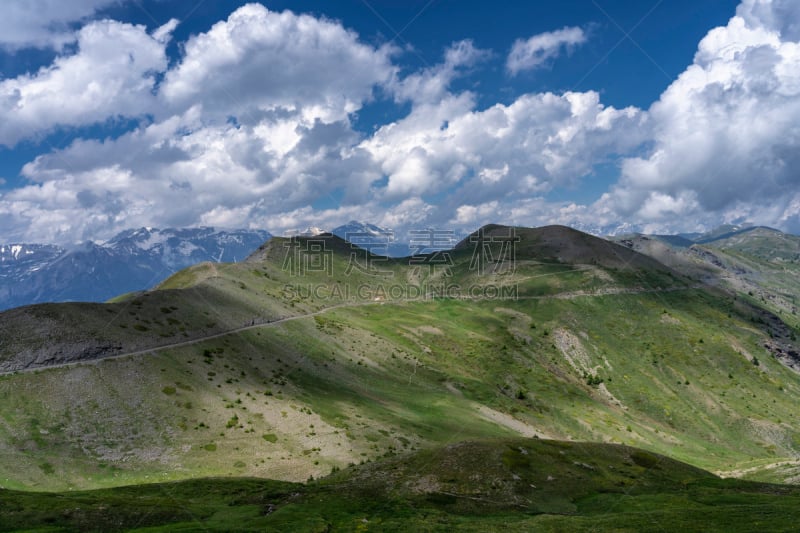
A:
0;221;424;311
1;221;796;315
0;227;272;311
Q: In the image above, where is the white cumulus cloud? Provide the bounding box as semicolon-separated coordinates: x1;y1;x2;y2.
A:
507;26;586;75
363;88;647;203
392;40;489;104
6;0;800;243
603;0;800;232
0;18;177;146
160;3;397;123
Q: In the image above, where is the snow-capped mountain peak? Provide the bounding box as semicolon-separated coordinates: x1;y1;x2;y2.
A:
0;227;271;311
330;221;413;257
334;220;393;238
284;227;327;237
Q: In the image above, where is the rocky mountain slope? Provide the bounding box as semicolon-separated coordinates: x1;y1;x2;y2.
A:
613;226;800;375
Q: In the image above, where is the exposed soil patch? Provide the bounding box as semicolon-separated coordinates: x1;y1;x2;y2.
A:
474;403;548;439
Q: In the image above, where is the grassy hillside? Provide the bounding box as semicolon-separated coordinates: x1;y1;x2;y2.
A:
0;228;680;373
706;227;800;259
614;228;800;378
701;228;800;315
0;225;799;496
3;438;800;532
615;228;800;319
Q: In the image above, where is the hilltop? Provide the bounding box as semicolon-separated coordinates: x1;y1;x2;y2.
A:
457;224;671;271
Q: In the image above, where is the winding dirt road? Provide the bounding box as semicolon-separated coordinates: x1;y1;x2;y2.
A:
1;284;698;377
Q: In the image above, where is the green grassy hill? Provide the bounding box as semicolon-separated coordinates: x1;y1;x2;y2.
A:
614;228;800;376
3;438;800;532
699;228;800;318
704;227;800;259
0;225;799;511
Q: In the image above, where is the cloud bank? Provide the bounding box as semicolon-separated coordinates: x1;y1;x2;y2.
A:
1;1;799;242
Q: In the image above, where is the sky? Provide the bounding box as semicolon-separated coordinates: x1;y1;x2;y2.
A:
0;0;799;243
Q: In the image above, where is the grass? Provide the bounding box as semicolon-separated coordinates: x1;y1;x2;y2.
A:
1;285;798;490
1;438;799;532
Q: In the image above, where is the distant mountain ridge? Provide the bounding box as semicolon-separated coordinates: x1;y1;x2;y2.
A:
331;220;411;257
692;225;784;245
0;227;271;310
4;222;795;311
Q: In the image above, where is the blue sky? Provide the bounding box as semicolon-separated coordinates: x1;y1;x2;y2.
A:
0;0;798;243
